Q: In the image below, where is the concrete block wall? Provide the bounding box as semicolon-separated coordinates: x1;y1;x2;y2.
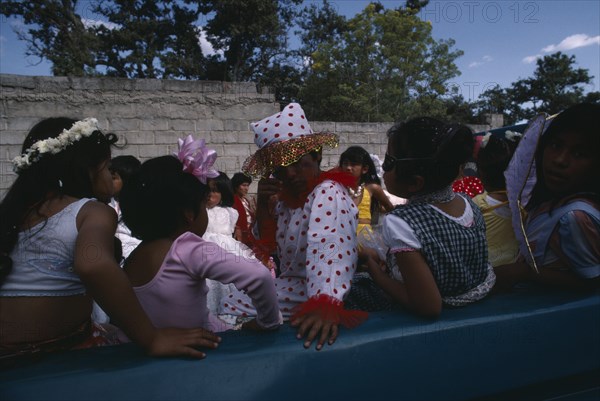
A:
0;75;496;198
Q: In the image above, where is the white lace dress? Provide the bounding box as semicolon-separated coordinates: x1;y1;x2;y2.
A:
202;206;257;316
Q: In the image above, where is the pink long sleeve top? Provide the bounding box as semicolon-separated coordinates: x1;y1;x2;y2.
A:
133;232;281;333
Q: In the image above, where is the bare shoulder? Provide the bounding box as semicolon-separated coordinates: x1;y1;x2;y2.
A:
124;239;172;286
77;200;118;230
365;182;382;190
365;183;384;195
366;183;395;210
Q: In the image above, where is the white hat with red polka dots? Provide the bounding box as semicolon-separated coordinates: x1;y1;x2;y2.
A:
242;103;339;178
251;103;313;148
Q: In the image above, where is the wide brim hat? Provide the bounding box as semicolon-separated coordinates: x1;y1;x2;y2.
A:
242;103;339;178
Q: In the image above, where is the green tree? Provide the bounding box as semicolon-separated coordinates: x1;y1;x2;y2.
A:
257;64;304;105
477;52;599;124
298;2;463;122
261;0;349;104
92;0;205;79
524;52;595;115
294;0;348;71
476;85;508;115
1;0;97;76
201;0;301;82
475;85;522;125
442;92;477;125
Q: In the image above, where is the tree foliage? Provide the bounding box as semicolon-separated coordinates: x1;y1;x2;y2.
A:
91;0;205;79
523;52;595;114
4;1;597;124
200;0;302;83
1;0;97;76
297;2;463;122
293;0;348;71
477;52;600;124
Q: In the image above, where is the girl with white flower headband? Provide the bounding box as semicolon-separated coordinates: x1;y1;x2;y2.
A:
118;136;282;334
0;118;220;362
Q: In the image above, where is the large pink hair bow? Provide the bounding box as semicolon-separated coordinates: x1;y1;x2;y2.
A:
173;135;219;184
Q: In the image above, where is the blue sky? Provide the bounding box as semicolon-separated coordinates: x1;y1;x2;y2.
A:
1;1;598;102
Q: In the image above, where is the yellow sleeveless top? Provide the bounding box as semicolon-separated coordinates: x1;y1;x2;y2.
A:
357;186;372;234
472;192;519;267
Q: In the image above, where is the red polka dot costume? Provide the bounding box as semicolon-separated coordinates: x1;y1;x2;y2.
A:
222;103;366;324
221;178;359;318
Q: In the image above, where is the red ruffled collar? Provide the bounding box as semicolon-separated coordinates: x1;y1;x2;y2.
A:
278;168;357;209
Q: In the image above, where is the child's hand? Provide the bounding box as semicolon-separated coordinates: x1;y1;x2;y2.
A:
290;311;338;351
365;256;386;276
358;246;382;265
358;247;385;274
148;328;221;359
492;262;531;293
257;177;282;200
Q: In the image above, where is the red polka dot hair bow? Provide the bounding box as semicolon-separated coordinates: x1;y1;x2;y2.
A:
452;176;484;198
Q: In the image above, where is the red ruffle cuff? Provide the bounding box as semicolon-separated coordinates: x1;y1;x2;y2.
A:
290;294;368;328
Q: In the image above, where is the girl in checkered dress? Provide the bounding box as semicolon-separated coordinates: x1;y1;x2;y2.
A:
351;117;495;317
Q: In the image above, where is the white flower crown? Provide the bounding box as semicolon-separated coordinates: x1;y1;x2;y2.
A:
12;118;100;173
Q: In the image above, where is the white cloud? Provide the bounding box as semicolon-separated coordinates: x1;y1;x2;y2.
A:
81;18;222;55
10;19;26;37
542;34;600;53
524;34;600;64
82;18;120;30
468;55;493;68
197;27;221;56
79;20;219;56
10;20;25;29
523;54;542;64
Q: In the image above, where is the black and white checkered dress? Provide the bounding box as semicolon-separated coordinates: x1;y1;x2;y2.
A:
345;195;494;311
388;195;490;298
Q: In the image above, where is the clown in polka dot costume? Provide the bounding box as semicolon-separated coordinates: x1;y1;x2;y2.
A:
222;103;368;350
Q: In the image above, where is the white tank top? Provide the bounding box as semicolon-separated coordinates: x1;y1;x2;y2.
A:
0;198;93;297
